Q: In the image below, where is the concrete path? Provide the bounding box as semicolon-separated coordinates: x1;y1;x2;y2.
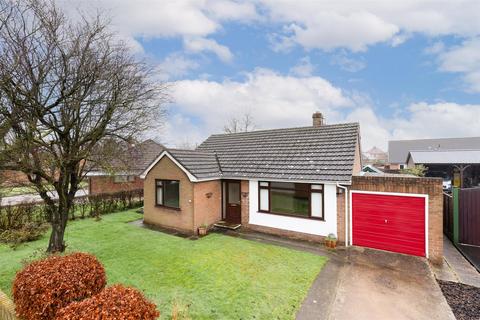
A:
298;247;455;320
1;189;88;206
217;229;454;320
432;236;480;287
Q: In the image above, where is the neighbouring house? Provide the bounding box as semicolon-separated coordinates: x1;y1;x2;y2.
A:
0;170;30;186
87;139;164;195
406;150;480;188
388;137;480;188
140;112;444;263
362;146;387;167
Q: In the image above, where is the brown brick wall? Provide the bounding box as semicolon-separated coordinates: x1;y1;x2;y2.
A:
143;156;195;234
336;189;346;245
89;176;144;195
240;180;249;225
351;175;443;264
193;180;222;234
0;170;30;186
353;137;362;175
246;224;326;243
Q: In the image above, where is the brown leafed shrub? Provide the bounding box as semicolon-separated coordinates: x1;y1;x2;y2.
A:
13;252;106;320
55;285;160;320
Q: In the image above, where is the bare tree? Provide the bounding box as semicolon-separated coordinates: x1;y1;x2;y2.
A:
0;0;168;252
223;112;256;134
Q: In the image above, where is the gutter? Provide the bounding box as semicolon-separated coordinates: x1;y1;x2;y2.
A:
336;183;349;246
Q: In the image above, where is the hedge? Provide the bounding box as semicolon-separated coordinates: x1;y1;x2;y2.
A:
55;285;159;320
0;189;143;232
13;253;106;320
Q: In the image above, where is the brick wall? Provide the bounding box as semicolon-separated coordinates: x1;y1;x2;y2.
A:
0;170;30;186
336;189;346;245
143;157;195;234
351;175;443;264
193;180;222;234
89;176;143;195
240;180;249;225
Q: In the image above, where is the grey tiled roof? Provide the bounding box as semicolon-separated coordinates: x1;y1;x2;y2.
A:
90;139;164;175
408;150;480;164
129;140;165;174
388;137;480;164
168;149;222;179
188;123;360;183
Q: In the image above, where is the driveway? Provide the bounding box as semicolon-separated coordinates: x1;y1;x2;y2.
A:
298;247;455;320
1;188;88;206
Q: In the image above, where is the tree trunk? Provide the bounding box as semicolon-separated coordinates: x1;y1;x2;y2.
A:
46;195;70;253
47;220;66;253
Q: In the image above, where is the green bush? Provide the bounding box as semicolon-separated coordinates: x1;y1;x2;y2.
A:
0;189;143;246
0;222;48;248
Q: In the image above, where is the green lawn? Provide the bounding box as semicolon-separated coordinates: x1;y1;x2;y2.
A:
0;210;326;319
0;181;88;197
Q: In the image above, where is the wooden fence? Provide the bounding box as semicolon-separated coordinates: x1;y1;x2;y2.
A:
459;187;480;246
443;192;454;241
444;187;480;246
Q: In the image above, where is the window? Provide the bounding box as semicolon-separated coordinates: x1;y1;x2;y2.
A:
399;164;406;169
113;175;135;183
155;180;180;209
258;181;324;220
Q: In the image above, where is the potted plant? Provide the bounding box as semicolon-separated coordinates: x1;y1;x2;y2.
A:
198;223;208;236
327;233;337;249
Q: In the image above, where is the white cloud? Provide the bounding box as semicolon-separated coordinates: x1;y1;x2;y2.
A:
157;69;480;150
156;53;200;81
259;0;480;51
438;38;480;92
65;0;259;62
183;37;233;62
424;41;445;55
389;102;480;140
331;52;366;72
160;68;352;146
290;57;315;77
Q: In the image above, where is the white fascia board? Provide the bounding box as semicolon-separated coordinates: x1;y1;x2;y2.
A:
216;176;351;185
139;150;198;182
86;171;137;177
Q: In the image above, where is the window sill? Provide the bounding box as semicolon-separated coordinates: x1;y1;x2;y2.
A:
257;210;324;221
155;204;181;211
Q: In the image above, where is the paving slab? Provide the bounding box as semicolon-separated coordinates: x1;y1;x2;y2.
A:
327;247;455;320
457;244;480;273
433;236;480;288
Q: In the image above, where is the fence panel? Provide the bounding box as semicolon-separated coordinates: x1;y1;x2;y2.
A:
459;187;480;246
443;192;454;241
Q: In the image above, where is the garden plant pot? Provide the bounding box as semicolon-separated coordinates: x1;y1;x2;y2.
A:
198;227;207;236
325;239;331;248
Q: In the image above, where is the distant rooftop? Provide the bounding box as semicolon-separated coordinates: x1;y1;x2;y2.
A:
408;149;480;165
388;137;480;164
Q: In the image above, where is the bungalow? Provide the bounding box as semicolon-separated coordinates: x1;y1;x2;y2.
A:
87;139;164;195
140;113;362;243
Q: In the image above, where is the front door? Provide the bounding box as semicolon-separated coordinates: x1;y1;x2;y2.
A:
225;181;241;224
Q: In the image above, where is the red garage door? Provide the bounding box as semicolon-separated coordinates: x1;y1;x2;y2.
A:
352;192;426;257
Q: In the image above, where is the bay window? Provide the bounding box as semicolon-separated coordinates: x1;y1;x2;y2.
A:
155;180;180;209
258;181;324;220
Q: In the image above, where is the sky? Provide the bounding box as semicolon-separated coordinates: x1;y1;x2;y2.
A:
67;0;480;151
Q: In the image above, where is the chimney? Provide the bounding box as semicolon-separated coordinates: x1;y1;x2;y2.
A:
312;112;324;127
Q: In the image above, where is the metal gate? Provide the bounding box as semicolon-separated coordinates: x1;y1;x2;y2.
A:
459;187;480;246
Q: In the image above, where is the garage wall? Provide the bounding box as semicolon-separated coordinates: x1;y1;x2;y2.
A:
351;175;443;264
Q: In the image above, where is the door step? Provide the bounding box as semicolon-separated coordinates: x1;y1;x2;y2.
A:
213;221;241;230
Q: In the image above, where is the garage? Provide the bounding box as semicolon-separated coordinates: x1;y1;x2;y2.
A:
350;191;428;257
